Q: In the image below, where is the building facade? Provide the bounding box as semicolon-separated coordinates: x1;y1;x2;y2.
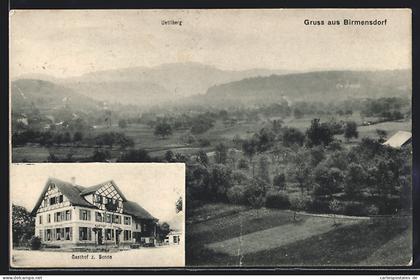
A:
32;178;157;247
165;230;182;245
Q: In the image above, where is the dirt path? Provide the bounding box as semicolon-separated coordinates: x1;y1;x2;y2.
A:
206;216;361;256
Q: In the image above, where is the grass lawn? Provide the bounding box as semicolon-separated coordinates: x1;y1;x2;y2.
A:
188;208;299;244
12;146;123;162
186;203;411;267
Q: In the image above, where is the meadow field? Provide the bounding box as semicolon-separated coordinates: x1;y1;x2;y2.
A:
12;113;412;163
186;203;412;267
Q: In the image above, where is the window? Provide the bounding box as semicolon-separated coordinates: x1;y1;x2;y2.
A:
38;215;42;224
50;197;57;205
173;236;179;244
79;227;91;241
124;216;131;225
65;227;72;240
43;198;48;207
95;212;103;222
106;214;112;223
58;195;63;203
124;230;131;241
79;209;91;221
105;229;113;240
53;210;71;222
95;194;102;203
46;229;52;241
47;214;51;223
55;212;61;222
65;210;71;220
112;215;121;224
56;228;62;240
39;230;43;241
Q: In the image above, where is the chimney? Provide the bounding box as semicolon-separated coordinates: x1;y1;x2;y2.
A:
71;177;76;186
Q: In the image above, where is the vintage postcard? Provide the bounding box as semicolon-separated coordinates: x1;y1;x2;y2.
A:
10;163;185;267
9;9;411;267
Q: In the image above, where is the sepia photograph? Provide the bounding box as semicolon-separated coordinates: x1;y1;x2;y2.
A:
10;163;185;267
9;9;412;267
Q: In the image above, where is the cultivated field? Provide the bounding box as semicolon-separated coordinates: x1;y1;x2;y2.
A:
186;203;412;266
12;115;412;162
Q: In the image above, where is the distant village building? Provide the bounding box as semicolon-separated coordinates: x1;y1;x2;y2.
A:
383;131;412;148
32;178;157;247
16;117;28;126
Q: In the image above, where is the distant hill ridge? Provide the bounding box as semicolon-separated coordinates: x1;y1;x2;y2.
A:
11;79;102;115
12;65;411;108
12;62;294;106
199;69;411;106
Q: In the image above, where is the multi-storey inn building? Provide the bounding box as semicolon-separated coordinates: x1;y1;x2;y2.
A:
32;177;157;247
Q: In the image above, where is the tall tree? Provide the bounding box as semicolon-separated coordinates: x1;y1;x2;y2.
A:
306;118;334;147
214;143;228;164
282;127;305;147
196;150;209;166
12;204;34;246
257;155;271;184
154;121;173;139
242;138;258;177
287;150;312;196
344;163;367;199
344;121;359;142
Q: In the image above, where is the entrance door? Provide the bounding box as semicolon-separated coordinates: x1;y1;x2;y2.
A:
115;230;120;245
98;229;103;245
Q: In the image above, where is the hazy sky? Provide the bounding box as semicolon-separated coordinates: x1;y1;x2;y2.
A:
10;9;411;78
10;163;185;224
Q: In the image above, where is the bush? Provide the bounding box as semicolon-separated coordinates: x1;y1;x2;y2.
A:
30;236;41;250
366;205;380;216
343;201;368;216
237;158;249;170
265;190;290;209
227;185;247;205
273;174;286;190
198;138;211;147
329;199;344;214
91;149;111;162
118;149;152;162
290;196;310;212
308;197;331;213
245;178;267;208
180;133;196;144
376;197;401;215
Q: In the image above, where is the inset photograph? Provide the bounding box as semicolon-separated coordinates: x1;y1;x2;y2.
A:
10;163;185;268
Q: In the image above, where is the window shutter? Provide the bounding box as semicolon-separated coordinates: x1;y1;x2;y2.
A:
87;210;91;221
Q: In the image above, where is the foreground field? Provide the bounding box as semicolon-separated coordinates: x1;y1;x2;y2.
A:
186;203;411;266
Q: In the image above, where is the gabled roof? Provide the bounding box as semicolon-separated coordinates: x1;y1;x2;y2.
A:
383;131;412;148
31;178;156;220
79;180;128;201
31;178;94;215
123;201;157;221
